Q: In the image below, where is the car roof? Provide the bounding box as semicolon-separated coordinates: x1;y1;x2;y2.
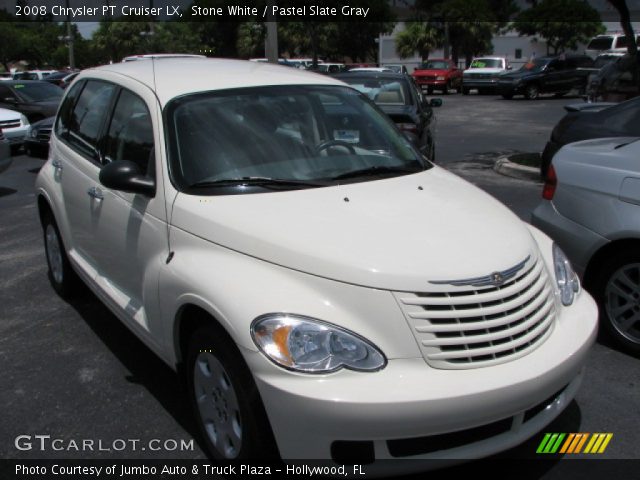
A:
81;58;345;106
3;80;54;85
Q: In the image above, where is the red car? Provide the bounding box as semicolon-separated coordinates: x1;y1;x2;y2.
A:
412;59;463;94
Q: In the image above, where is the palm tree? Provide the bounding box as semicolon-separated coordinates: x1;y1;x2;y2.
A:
395;22;442;61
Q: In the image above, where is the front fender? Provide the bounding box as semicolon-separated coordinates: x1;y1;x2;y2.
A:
159;226;422;368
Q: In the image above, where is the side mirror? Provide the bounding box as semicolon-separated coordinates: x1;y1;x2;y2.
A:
99;160;155;197
429;98;443;107
507;65;513;70
402;130;420;147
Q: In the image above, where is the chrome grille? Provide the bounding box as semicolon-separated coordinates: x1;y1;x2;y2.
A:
395;255;556;369
468;73;492;79
0;119;20;129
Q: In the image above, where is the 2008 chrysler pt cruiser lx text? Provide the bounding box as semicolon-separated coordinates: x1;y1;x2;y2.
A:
35;58;597;468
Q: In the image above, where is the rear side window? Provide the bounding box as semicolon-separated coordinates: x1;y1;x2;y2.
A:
548;60;567;71
67;80;117;161
103;89;154;175
587;37;613;50
55;80;85;140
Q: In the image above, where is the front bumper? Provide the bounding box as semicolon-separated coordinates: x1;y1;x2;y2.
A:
531;201;608;277
414;78;447;87
462;79;499;89
247;291;597;463
497;83;523;95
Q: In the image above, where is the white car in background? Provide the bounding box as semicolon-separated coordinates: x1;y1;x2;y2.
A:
533;137;640;355
462;57;511;95
36;58;596;467
0;107;29;151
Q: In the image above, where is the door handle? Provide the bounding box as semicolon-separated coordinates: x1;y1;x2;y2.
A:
87;186;104;200
51;158;63;171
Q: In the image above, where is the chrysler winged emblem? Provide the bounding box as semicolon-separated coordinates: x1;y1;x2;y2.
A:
430;255;530;288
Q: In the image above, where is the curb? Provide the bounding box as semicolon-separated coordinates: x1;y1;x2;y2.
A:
494;156;542;182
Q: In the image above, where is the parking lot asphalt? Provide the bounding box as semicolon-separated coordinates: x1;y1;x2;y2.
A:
0;94;638;475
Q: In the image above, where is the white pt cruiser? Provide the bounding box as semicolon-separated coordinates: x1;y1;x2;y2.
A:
36;58;597;467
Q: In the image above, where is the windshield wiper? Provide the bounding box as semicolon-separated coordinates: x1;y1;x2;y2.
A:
188;176;326;189
332;165;422;181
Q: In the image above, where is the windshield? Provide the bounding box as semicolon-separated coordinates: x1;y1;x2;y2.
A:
470;59;502;69
587;37;613;50
420;61;448;70
167;85;426;194
339;78;410;105
12;82;63;102
520;58;550;72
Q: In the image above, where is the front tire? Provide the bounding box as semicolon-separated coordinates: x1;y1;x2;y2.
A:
524;84;539;100
589;249;640;355
42;212;79;298
186;325;278;460
462;86;470;95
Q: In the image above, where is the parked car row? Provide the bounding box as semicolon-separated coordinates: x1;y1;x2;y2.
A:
408;54;600;101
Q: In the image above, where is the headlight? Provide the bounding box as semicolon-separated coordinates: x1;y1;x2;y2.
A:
20;114;29;126
552;244;580;306
436;76;446;81
251;314;387;373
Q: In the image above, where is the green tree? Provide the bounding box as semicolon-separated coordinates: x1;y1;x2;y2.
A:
514;0;605;54
91;20;147;63
236;21;266;58
441;0;500;66
395;22;442;61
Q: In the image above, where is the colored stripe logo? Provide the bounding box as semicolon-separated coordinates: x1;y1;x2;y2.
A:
536;433;613;454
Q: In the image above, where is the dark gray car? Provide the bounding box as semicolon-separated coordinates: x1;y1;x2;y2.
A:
334;72;441;161
0;81;63;122
498;55;595;100
541;97;640;178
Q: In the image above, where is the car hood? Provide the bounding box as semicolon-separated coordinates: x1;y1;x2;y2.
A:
464;68;505;75
0;107;21;121
170;168;536;291
413;69;448;76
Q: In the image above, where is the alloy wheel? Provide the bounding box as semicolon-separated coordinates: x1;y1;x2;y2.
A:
605;263;640;345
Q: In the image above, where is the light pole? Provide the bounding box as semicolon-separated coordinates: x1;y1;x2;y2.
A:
265;3;278;63
65;0;75;68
